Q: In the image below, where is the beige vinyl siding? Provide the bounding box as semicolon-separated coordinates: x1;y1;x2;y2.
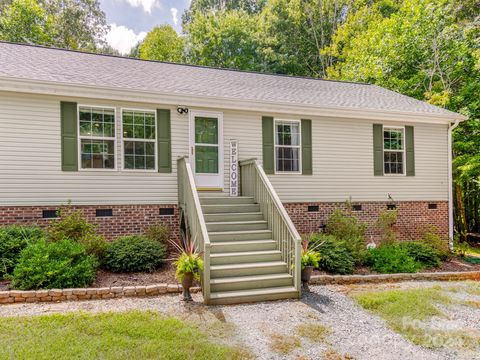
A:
0;92;448;206
0;92;187;205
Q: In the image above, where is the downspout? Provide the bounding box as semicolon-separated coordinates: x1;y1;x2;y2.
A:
448;119;461;250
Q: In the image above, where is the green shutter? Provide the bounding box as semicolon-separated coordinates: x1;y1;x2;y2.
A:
61;101;78;171
262;116;274;174
157;109;172;173
373;124;383;176
405;125;415;176
301;119;312;175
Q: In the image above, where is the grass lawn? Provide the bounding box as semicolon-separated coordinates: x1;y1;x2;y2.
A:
351;286;480;349
0;310;246;360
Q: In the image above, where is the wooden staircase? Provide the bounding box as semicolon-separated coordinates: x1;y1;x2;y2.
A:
200;193;298;305
177;157;301;305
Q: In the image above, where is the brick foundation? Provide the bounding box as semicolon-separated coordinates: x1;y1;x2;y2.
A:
284;201;448;241
0;204;180;241
0;201;448;242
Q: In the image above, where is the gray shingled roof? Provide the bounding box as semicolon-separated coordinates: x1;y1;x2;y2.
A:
0;42;460;118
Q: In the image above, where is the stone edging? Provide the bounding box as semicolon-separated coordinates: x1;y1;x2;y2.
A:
310;271;480;285
0;284;201;305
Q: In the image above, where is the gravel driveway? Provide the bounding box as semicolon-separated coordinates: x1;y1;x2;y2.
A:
0;282;477;360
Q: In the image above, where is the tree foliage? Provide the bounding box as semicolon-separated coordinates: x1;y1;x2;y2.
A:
0;0;108;51
139;25;184;62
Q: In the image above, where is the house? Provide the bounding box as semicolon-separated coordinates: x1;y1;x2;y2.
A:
0;42;466;304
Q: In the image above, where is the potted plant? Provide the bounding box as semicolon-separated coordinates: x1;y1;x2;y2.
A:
301;239;321;289
170;234;203;301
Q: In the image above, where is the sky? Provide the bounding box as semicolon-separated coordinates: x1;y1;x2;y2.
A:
101;0;190;54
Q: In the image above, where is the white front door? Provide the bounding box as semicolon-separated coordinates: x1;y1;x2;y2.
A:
189;111;224;189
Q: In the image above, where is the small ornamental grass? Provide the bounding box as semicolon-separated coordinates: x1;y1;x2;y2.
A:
11;239;97;290
103;235;167;273
0;225;45;278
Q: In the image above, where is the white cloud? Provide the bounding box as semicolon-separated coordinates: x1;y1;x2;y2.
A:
105;24;147;54
170;7;179;25
125;0;158;13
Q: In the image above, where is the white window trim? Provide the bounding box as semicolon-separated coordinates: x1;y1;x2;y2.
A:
120;107;158;172
383;125;406;177
273;118;302;174
77;104;117;172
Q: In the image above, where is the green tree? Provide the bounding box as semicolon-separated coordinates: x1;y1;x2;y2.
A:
0;0;108;50
184;9;263;70
139;25;184;62
258;0;349;77
182;0;265;25
0;0;53;44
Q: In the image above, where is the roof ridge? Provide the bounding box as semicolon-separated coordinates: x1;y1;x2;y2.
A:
0;40;372;86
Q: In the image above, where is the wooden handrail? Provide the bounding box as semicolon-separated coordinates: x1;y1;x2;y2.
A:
240;159;302;294
177;156;211;301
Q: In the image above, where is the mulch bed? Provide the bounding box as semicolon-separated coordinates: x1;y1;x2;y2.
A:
91;261;178;288
313;256;480;276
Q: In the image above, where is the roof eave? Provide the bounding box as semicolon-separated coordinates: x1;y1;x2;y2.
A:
0;76;467;124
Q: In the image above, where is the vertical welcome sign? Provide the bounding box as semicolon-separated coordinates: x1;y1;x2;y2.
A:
230;140;239;196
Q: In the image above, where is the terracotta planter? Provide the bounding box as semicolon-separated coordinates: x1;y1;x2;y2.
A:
301;266;314;283
181;272;194;301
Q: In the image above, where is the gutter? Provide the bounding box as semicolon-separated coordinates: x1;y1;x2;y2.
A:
448;119;461;249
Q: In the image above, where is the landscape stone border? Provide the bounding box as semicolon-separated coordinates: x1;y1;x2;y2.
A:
0;284;201;305
310;271;480;285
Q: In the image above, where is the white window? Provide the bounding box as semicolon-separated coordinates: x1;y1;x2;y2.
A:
122;109;157;170
275;120;301;173
78;106;116;170
383;127;405;175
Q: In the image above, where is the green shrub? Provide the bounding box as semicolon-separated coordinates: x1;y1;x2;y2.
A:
326;207;367;265
397;242;441;268
376;209;398;245
103;236;167;272
11;239;97;290
0;225;45;278
366;245;421;274
421;228;451;261
144;223;170;245
47;208;108;258
309;234;355;274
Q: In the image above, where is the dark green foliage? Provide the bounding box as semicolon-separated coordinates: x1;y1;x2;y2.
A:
144;223;170;245
366;245;421;274
420;228;452;261
47;208;108;258
103;236;167;273
326;207;367;265
11;239;97;290
310;234;355;275
397;242;441;268
0;225;45;278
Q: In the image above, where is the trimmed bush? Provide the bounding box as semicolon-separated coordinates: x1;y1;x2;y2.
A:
48;208;108;258
398;241;441;268
326;207;367;265
0;225;45;278
366;245;421;274
421;228;451;261
103;236;167;272
144;223;170;245
310;234;355;275
11;239;98;290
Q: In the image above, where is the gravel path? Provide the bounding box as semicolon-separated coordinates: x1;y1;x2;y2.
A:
0;282;477;359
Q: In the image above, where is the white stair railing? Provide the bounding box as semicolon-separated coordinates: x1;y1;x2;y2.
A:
240;158;302;295
177;156;211;302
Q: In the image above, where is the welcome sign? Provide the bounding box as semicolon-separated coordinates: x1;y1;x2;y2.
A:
230;140;239;196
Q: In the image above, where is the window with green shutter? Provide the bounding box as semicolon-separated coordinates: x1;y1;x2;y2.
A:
122;109;156;171
373;124;415;176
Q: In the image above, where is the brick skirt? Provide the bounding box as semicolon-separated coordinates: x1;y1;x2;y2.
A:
0;201;447;242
